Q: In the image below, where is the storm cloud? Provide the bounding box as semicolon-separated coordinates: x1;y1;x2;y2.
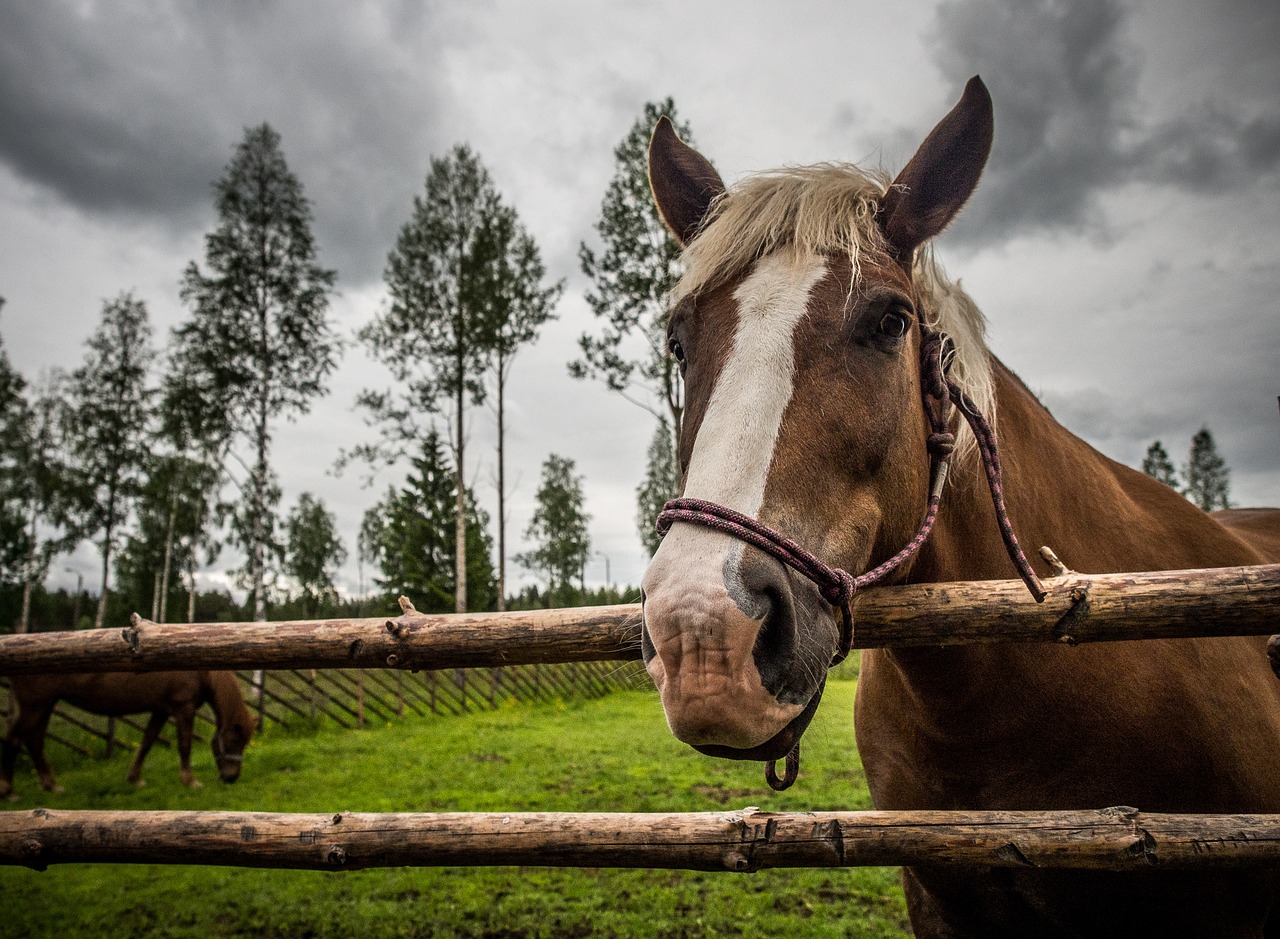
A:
0;1;457;282
924;0;1280;245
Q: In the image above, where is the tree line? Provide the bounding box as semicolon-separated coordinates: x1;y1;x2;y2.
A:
1142;429;1234;511
1;102;693;633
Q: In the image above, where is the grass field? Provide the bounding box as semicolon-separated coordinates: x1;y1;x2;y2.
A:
2;678;909;938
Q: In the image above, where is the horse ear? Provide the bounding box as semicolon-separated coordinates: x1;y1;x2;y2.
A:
879;76;994;261
648;116;726;246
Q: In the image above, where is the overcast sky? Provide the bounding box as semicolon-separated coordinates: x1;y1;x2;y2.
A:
1;0;1276;605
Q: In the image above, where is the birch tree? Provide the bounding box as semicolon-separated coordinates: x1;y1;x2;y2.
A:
176;123;339;623
479;205;562;609
354;144;509;613
67;292;155;629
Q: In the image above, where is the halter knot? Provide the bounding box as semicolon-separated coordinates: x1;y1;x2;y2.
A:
927;432;956;456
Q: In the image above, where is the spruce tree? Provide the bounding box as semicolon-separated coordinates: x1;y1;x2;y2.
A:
67;292;155;629
1184;427;1232;511
1141;440;1180;490
176;123;339;623
359;432;497;612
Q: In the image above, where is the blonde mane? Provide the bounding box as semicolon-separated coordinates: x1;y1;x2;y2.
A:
671;163;995;456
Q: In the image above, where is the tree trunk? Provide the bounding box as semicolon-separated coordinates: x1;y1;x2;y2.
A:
454;358;467;614
94;485;117;630
159;473;179;623
250;362;270;697
94;540;111;630
150;570;161;622
17;506;37;634
186;556;197;624
496;358;507;613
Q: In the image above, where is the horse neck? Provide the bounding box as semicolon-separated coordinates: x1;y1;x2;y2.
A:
911;356;1263;584
207;672;250;729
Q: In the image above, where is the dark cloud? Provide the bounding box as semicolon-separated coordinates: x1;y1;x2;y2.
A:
0;1;454;283
922;0;1280;246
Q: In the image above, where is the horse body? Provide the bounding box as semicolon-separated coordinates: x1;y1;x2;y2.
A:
2;670;254;797
641;77;1280;936
857;361;1280;935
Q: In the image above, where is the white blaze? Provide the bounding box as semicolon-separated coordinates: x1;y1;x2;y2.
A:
654;250;827;586
684;250;826;513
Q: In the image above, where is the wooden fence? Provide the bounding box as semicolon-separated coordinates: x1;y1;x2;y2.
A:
2;564;1280;872
2;660;645;759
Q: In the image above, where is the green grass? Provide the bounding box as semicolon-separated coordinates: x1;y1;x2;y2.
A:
2;680;908;938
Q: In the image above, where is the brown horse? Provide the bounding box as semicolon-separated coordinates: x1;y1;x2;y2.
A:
2;671;256;798
641;76;1280;936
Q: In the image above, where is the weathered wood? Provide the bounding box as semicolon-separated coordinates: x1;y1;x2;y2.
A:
4;806;1280;872
0;566;1275;675
0;606;644;675
851;563;1280;648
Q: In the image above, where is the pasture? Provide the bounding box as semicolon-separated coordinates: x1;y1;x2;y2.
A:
1;678;910;938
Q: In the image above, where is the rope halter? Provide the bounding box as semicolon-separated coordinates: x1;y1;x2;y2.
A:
653;323;1046;789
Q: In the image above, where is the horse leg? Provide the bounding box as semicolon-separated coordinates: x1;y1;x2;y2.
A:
26;709;63;794
174;706;201;788
0;707;25;799
127;711;168;786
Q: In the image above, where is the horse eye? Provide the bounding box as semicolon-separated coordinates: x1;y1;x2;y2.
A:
668;337;685;362
878;310;910;339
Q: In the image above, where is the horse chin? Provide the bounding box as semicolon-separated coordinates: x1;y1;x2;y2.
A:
691;676;826;763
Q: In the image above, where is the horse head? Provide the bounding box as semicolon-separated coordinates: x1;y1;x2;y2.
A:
640;77;995;763
212;677;258;783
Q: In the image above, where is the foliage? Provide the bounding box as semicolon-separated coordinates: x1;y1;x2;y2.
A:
4;372;78;632
359;432;498;613
1141;440;1180;489
0;683;909;938
65;292;156;629
636;415;679;556
517;454;591;608
283;492;347;615
0;304;29;581
176;122;339;620
354;144;522;613
479;196;564;609
572;98;694;449
116;453;224;622
1184;426;1232;511
150;355;236;621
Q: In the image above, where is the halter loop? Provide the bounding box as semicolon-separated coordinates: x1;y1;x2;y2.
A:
654;323;1046;668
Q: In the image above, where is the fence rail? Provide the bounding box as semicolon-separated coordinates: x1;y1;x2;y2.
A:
1;565;1276;677
4;564;1279;876
5;805;1280;872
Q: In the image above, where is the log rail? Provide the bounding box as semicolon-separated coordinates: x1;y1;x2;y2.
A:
0;564;1276;676
4;806;1280;872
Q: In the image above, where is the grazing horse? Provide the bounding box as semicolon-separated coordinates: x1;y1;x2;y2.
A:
2;671;256;797
640;76;1280;936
